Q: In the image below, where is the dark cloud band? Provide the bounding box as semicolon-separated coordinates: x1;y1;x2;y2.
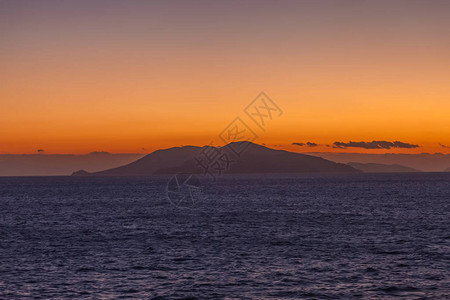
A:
292;142;318;147
333;141;419;149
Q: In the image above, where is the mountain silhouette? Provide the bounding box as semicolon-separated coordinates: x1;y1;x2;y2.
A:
347;162;420;173
308;152;450;172
72;142;358;176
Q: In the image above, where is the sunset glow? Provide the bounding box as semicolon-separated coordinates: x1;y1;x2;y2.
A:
1;0;449;154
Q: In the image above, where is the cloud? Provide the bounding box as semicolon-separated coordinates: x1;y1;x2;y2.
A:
37;149;45;153
439;143;449;148
292;142;319;147
333;141;419;149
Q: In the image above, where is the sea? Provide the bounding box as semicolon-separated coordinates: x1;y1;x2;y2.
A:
0;173;449;299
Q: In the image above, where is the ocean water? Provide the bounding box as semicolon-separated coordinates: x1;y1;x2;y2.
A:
0;173;449;299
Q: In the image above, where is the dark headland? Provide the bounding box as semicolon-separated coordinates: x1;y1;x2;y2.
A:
347;162;420;173
72;142;359;176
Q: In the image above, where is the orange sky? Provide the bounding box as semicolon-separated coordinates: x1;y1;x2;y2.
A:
1;1;449;154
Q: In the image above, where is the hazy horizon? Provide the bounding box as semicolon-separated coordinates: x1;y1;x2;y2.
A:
1;142;450;176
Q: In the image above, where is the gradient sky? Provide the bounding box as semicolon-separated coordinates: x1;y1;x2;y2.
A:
1;0;449;154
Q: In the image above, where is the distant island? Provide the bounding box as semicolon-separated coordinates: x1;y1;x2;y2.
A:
72;142;359;176
307;152;450;172
347;162;420;173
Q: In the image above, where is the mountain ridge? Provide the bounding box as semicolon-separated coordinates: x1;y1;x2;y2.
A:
72;142;359;176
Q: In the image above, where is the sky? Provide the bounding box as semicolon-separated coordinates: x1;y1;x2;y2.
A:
1;0;449;154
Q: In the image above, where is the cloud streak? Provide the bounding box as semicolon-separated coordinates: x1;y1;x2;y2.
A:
333;141;419;149
292;142;319;147
439;143;449;148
